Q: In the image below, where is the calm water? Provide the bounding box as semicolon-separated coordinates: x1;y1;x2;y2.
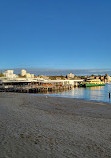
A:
43;83;111;103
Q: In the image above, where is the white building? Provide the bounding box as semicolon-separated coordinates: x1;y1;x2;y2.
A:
3;70;17;79
25;73;34;78
105;75;111;83
31;74;34;78
21;69;27;76
67;73;74;78
21;69;34;78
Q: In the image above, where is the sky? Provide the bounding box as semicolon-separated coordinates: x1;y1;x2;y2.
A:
0;0;111;69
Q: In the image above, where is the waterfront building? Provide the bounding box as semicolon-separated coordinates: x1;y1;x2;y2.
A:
56;77;62;80
41;76;49;80
31;74;34;78
95;76;100;79
25;73;31;78
21;69;27;76
21;69;34;78
3;70;17;79
67;73;74;79
105;74;111;83
100;76;105;81
25;73;34;78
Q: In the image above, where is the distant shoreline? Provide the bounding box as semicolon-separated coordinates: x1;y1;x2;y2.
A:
1;68;111;76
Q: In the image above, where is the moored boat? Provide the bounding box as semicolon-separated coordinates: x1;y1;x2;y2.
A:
79;79;105;87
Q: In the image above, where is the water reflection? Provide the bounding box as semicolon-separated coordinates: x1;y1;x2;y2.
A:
43;84;111;103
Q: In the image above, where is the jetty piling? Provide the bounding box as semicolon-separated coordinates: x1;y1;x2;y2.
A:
109;91;110;99
0;84;74;94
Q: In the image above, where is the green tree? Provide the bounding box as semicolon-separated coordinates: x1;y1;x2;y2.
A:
0;71;4;77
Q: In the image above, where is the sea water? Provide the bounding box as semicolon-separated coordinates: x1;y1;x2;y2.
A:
43;83;111;103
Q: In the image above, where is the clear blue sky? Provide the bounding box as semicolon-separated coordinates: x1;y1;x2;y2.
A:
0;0;111;69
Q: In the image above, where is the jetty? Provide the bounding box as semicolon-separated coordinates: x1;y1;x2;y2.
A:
0;85;72;93
0;79;83;93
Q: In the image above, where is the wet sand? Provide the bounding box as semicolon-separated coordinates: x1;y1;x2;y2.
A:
0;92;111;158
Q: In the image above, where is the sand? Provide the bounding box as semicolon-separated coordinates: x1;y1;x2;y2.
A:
0;92;111;158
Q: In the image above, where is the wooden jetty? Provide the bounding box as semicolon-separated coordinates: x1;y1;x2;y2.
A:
0;84;73;94
0;78;83;94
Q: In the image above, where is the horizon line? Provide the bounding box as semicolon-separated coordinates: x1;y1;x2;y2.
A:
0;67;111;71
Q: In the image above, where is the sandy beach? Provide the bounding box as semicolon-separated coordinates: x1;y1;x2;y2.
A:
0;92;111;158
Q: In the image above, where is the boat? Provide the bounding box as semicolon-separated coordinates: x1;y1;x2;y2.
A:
79;79;105;87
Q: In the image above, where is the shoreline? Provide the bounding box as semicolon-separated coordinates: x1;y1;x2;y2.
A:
1;82;111;104
1;91;110;104
0;92;111;158
26;92;111;105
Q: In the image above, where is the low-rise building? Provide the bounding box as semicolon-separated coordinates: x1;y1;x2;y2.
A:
25;73;34;78
67;73;74;79
100;76;105;81
21;69;27;76
21;69;34;78
25;73;31;78
3;70;17;79
95;76;100;79
106;75;111;83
